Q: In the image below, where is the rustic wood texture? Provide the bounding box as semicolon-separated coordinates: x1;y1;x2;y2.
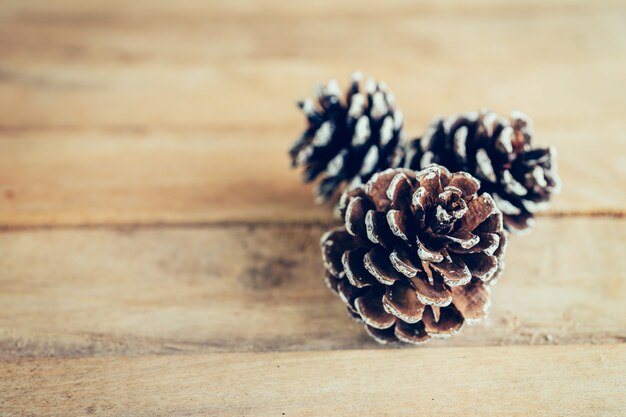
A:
1;218;625;358
1;127;624;226
0;0;625;226
1;0;625;415
2;345;625;416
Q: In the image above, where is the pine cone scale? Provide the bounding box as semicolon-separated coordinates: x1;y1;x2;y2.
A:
366;325;398;344
342;248;377;288
382;281;425;324
354;289;396;330
448;172;481;198
409;275;453;307
430;257;472;287
363;247;404;285
448;232;500;255
321;228;358;277
394;320;429;344
422;306;463;338
450;281;491;324
464;253;499;282
389;248;420;278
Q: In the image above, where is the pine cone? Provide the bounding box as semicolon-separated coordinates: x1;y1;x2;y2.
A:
404;110;561;234
289;72;405;202
322;165;507;344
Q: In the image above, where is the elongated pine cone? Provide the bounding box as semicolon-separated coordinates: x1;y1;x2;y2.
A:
289;72;405;202
404;110;561;234
322;165;508;344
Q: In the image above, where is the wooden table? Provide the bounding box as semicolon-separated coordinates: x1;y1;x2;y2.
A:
1;0;625;415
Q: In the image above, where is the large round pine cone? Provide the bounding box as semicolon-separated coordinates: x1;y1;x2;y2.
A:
322;165;507;345
404;110;561;234
289;72;405;202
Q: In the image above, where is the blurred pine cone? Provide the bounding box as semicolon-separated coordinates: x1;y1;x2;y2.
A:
290;72;405;202
404;110;561;234
322;165;507;344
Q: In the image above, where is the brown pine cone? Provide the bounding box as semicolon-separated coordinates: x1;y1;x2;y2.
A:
289;72;405;202
322;165;507;344
404;110;561;234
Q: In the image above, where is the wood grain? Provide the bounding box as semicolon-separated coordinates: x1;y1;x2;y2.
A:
1;0;625;414
2;345;625;416
0;0;625;226
1;218;624;358
0;0;625;130
0;127;624;227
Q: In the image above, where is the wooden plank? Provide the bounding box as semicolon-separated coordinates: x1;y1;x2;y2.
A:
0;130;332;226
0;218;624;358
0;128;624;227
0;0;624;131
0;0;625;225
1;345;624;416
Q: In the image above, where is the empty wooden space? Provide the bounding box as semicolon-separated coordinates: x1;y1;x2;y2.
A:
3;345;625;416
0;0;625;415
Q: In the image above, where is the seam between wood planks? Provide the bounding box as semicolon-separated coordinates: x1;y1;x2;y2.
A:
0;211;623;232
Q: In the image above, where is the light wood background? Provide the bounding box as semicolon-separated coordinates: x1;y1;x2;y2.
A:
0;0;625;415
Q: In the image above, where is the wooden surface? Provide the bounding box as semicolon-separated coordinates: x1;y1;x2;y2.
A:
0;0;625;415
3;346;625;416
